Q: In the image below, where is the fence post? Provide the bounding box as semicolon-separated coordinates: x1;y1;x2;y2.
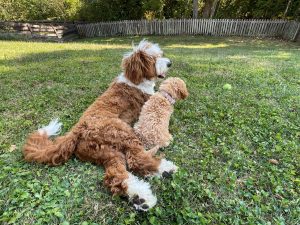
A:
292;22;300;41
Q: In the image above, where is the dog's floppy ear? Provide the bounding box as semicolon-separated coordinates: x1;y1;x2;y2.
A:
122;51;155;85
178;85;189;99
174;79;189;100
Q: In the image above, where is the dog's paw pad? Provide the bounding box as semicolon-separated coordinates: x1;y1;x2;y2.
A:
132;195;153;211
131;195;156;211
157;159;178;178
132;195;145;205
141;204;149;210
162;170;174;178
136;203;150;212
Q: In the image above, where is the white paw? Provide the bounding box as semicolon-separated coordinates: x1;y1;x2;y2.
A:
156;159;178;178
124;173;157;211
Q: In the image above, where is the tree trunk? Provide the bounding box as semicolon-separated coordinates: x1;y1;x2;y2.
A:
202;0;219;18
210;0;220;18
202;0;213;18
284;0;293;18
193;0;198;19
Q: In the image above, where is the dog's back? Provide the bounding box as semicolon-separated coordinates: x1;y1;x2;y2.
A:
134;93;173;149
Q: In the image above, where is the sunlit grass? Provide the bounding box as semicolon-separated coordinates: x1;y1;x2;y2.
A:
0;41;131;61
166;43;229;49
0;36;299;225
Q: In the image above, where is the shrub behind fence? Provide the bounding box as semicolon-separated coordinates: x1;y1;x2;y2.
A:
76;19;300;41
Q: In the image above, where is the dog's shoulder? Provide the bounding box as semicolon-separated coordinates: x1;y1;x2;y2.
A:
142;93;172;114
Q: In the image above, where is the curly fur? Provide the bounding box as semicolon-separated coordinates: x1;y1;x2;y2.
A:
134;77;189;150
23;40;176;210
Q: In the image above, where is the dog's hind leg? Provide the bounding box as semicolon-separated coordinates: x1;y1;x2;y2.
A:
102;150;129;196
123;172;157;211
104;119;178;179
75;140;157;211
101;145;157;211
107;120;178;178
125;142;178;178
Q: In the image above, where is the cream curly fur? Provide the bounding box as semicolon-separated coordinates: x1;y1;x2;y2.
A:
134;77;189;152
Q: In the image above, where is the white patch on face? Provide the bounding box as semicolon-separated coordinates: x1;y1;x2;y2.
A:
124;173;157;211
144;43;163;56
156;57;171;78
124;39;163;59
116;73;155;95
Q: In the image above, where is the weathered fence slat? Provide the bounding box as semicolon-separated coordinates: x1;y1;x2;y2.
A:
0;21;77;40
1;19;298;41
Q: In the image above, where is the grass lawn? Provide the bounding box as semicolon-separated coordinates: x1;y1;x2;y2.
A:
0;36;299;224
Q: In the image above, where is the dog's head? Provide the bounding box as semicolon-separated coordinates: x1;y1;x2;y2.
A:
159;77;189;100
122;40;171;85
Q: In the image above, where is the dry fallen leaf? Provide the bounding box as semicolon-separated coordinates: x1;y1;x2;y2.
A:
269;159;279;165
275;194;283;200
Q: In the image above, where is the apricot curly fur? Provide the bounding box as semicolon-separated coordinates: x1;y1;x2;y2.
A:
23;45;164;196
134;77;189;149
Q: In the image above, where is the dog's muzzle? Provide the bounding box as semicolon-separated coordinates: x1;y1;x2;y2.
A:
156;58;171;79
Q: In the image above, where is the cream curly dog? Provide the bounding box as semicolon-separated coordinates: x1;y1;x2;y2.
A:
134;77;188;155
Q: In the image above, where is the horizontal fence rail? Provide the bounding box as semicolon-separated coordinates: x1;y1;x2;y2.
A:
1;19;299;41
76;19;300;41
0;21;77;40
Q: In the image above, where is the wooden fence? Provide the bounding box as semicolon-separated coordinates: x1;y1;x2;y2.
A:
76;19;300;41
282;20;300;41
1;19;299;41
0;21;77;41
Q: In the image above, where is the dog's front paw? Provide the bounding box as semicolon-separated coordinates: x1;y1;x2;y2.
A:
162;135;173;147
125;173;157;211
156;159;178;178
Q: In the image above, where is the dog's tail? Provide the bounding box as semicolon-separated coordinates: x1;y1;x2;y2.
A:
23;119;79;166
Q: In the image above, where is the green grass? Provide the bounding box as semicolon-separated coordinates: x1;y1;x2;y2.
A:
0;36;299;225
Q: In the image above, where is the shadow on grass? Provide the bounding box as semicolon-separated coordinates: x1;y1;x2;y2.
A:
0;36;299;225
1;49;119;65
76;35;300;49
0;48;124;150
0;38;298;149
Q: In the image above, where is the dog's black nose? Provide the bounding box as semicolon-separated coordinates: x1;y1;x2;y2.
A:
167;61;172;67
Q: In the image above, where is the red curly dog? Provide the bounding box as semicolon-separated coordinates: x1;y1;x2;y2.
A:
23;40;178;211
